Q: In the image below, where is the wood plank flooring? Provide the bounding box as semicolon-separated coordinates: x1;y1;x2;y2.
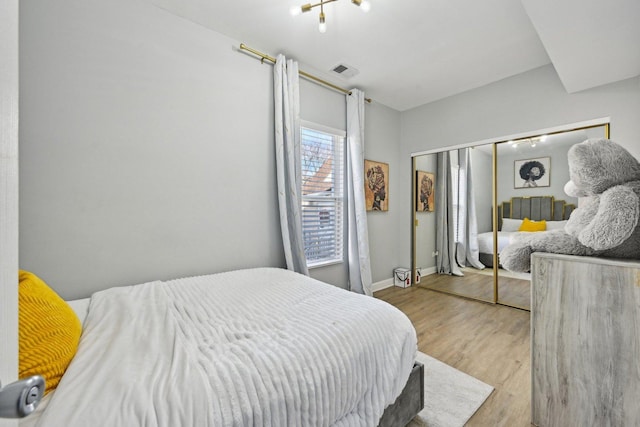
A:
375;285;533;426
419;270;531;309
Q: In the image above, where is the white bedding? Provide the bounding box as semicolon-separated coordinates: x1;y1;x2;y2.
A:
478;231;519;254
478;220;569;256
31;268;417;427
66;298;90;325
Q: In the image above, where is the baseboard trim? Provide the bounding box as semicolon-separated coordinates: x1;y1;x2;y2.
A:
372;267;437;292
420;266;437;276
371;278;394;292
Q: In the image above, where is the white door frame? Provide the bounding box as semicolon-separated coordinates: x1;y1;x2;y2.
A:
0;0;20;425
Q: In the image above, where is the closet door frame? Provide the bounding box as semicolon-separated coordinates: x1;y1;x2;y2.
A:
411;117;610;309
0;2;20;427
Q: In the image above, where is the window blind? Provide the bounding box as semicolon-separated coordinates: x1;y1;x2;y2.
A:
301;127;344;266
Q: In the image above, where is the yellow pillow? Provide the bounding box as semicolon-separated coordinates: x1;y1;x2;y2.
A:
518;217;547;232
19;270;82;395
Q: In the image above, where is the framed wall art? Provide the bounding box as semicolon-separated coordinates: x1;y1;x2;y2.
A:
514;157;550;188
416;170;435;212
364;160;389;211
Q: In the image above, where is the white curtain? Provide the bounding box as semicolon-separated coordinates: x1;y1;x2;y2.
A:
455;148;485;269
435;151;463;276
346;89;373;295
274;54;309;275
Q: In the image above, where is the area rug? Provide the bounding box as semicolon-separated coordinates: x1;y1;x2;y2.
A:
408;351;494;427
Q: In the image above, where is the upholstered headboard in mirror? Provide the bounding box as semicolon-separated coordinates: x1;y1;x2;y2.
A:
497;196;575;230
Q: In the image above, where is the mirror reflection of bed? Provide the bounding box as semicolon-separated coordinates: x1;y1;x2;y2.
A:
492;128;601;309
484;196;575;308
412;123;609;310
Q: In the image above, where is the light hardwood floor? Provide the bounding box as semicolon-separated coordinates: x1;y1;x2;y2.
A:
375;285;533;426
420;270;531;309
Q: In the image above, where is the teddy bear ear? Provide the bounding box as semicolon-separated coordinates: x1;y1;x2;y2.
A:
568;139;640;194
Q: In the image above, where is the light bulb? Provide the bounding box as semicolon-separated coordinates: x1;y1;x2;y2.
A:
360;0;371;12
319;12;326;33
290;5;302;16
539;135;548;142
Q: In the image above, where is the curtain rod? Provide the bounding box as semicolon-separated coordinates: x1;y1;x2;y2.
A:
239;43;372;103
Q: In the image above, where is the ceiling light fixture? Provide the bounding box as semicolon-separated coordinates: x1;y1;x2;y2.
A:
509;135;547;149
290;0;371;33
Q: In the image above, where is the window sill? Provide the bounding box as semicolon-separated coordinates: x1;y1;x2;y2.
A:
307;259;344;270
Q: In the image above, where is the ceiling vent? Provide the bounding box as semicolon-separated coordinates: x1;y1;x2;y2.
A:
331;63;359;79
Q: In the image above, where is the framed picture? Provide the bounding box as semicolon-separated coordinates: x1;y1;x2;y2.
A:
416;170;435;212
514;157;550;188
364;160;389;211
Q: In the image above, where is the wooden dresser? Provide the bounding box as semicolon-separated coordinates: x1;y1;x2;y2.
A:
531;253;640;427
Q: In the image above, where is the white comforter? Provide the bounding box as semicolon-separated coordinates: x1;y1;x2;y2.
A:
35;268;417;427
478;231;520;254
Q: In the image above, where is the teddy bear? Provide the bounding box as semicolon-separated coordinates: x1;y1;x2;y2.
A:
499;138;640;272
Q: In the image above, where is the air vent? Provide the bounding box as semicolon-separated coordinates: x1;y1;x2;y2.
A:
330;63;359;79
333;64;349;74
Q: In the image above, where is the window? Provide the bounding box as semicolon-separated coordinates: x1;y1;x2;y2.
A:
300;123;345;267
451;163;466;243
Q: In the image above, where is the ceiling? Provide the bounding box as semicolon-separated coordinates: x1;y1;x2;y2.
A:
149;0;640;111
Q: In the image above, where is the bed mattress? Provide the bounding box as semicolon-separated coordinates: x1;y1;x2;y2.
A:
26;268;417;427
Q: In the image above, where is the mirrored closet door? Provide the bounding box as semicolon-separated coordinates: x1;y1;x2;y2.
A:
412;122;609;310
494;124;609;309
412;144;495;303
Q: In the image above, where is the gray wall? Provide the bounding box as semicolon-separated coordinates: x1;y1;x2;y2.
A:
402;66;640;158
399;65;640;269
363;102;402;283
471;147;493;233
19;0;403;298
496;141;577;207
20;0;282;299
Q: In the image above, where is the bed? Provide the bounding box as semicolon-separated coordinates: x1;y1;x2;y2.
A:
20;268;421;427
478;196;576;268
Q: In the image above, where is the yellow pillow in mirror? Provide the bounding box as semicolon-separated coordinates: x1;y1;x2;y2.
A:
19;270;82;395
518;217;547;232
